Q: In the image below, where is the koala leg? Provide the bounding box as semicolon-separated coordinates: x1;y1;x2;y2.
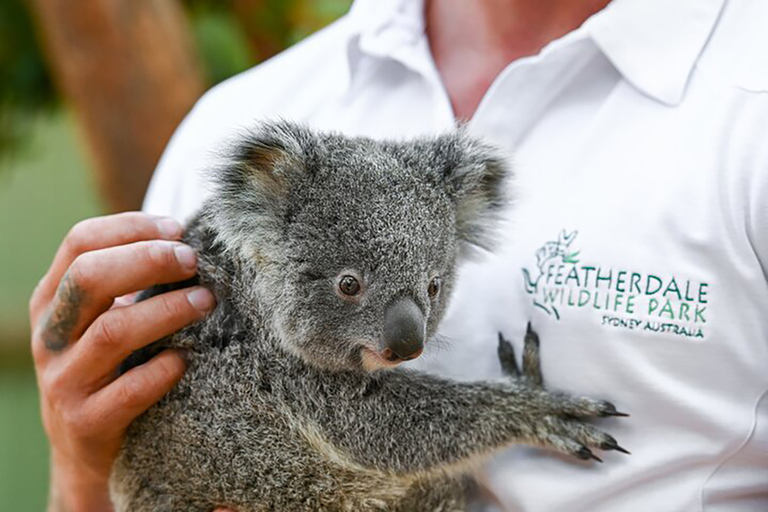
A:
293;334;630;481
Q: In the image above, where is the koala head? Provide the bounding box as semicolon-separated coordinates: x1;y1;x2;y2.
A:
206;121;510;372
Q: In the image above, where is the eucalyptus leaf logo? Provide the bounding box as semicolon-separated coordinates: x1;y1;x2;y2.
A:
522;230;579;319
522;230;710;339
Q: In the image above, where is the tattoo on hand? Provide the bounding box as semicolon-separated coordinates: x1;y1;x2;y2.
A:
42;272;84;352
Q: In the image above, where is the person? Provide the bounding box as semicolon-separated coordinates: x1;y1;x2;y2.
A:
31;0;768;510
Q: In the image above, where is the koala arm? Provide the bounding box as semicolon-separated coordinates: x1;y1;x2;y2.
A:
291;334;626;477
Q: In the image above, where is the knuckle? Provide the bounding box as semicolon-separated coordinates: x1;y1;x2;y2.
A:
143;241;177;270
91;314;125;351
117;354;183;410
28;275;48;319
61;406;93;436
155;352;183;381
40;368;58;395
116;375;146;409
31;333;49;365
158;293;189;321
117;211;153;234
41;365;69;398
114;211;144;223
68;253;96;291
64;219;97;256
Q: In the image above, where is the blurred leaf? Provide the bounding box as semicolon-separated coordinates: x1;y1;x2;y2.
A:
184;0;352;69
0;367;50;512
0;0;57;160
0;0;353;161
188;6;254;86
289;0;353;44
0;0;55;109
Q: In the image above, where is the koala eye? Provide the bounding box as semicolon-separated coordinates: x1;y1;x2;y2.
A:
339;275;361;296
428;276;442;298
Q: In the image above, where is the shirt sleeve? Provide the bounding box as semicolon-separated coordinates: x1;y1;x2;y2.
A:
141;103;203;220
142;87;233;222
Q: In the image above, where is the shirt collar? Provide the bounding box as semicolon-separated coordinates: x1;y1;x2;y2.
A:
588;0;727;105
346;0;426;77
345;0;727;106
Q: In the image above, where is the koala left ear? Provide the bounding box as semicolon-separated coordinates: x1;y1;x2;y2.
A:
436;131;511;255
207;120;319;261
220;120;317;203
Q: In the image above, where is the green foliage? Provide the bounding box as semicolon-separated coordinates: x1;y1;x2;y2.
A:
0;110;104;338
184;0;353;85
288;0;354;44
0;0;56;162
0;367;50;512
186;3;254;86
0;0;353;159
0;0;54;107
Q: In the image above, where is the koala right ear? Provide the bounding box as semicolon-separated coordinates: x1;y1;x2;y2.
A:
207;121;317;260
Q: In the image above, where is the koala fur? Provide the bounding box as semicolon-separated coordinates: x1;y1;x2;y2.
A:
110;121;626;511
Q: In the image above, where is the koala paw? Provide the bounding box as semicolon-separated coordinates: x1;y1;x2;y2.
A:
497;324;630;462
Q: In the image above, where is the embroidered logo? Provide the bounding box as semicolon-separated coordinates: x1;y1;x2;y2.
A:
522;230;709;339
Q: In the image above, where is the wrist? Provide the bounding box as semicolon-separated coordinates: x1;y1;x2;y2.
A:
49;452;113;512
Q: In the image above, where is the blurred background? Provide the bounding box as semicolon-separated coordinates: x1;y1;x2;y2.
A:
0;0;352;508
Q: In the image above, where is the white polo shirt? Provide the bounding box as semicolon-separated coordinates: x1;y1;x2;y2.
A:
144;0;768;510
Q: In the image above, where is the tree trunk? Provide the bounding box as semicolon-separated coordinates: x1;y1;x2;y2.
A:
29;0;205;212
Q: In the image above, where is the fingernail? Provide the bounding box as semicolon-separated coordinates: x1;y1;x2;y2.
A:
157;218;182;239
187;287;215;312
174;244;197;271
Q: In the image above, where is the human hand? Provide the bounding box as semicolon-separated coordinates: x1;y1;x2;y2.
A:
30;212;216;512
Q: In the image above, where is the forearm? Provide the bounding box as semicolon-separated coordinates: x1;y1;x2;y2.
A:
300;370;548;475
285;332;623;477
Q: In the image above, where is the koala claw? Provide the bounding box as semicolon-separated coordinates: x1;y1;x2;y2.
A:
578;446;603;463
599;401;631;418
499;323;631;462
601;435;632;455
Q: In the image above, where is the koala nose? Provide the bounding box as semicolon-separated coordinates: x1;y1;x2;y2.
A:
381;297;425;362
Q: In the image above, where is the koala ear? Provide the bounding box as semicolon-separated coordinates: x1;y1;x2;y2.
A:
220;120;316;202
436;132;511;255
208;120;318;260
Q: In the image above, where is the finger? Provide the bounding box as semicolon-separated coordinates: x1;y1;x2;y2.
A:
72;287;214;387
38;240;199;351
84;349;187;433
31;213;183;318
522;322;543;386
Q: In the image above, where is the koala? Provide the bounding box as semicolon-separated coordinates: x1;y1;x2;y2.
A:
110;121;628;511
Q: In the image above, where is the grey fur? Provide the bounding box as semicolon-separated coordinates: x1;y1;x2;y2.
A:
111;121;625;511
